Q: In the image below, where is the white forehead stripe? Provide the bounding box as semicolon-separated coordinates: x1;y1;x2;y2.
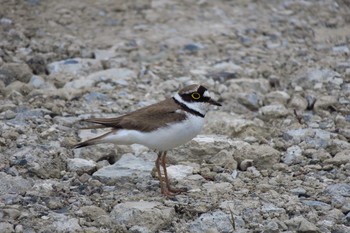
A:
203;90;211;98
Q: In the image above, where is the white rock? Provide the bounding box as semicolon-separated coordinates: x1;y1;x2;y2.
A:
281;145;303;165
203;182;233;195
212;61;243;73
283;128;335;148
265;91;290;105
167;165;193;180
64;68;135;89
0;222;14;233
110;201;174;232
324;150;350;165
234;144;280;170
188;211;233;233
259;104;288;118
47;58;102;75
0;172;33;195
204;111;261;137
67;158;96;174
93;153;154;180
50;214;82;232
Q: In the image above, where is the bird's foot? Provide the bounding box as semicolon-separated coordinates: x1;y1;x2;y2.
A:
167;186;187;194
161;186;187;198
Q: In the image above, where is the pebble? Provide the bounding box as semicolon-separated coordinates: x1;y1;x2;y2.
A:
0;172;33;195
67;158;97;175
0;63;32;85
234;144;280;170
324;150;350;166
259;104;289;119
50;214;82;232
237;92;263;110
167;165;193;181
47;58;102;75
93;153;154;182
265;91;290;105
64;68;135;89
204;112;260;138
188;211;234;233
283;129;333;148
0;222;14;233
110;201;174;232
324;183;350;197
281;145;303;165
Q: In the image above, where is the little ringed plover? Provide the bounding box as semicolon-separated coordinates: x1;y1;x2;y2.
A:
74;84;221;196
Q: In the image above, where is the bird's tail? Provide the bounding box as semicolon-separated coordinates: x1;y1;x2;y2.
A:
73;131;112;149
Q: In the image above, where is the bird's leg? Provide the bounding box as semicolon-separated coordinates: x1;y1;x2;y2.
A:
155;151;166;195
161;151;186;195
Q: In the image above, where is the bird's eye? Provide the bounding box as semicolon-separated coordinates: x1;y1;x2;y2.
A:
191;92;201;100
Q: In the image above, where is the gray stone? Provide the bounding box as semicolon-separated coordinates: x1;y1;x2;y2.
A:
234;144;280;170
333;45;349;54
4;81;33;96
228;78;270;94
78;206;112;227
285;216;319;232
67;158;96;175
341;202;350;214
167;165;193;181
203;112;262;138
0;63;32;85
0;172;33;195
50;213;82;232
283;129;334;148
203;182;233;195
47;58;102;75
290;187;307;196
324;150;350;166
11;146;66;179
93;153;154;181
314;95;338;113
239;159;254;171
83;92;109;103
264;220;280;233
301;200;331;211
259;104;288;119
2;208;21;220
188;211;234;233
289;94;308;110
64;68;135;89
261;203;286;215
237;92;263;110
209;150;237;171
295;68;343;89
110;201;174;232
171;134;236;163
281;145;303;165
298;218;319;233
212;61;242;73
30;75;48;89
265;91;290;105
0;222;14;233
324;183;350;197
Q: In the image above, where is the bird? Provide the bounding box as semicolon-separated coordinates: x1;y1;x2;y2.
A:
74;84;221;196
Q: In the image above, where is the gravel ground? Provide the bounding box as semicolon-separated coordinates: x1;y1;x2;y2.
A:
1;0;350;232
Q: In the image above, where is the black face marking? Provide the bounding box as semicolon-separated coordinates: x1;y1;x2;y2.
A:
180;85;210;103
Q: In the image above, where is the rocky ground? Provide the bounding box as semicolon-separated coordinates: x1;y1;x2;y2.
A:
0;0;350;232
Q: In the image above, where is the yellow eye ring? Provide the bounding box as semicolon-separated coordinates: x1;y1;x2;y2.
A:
191;92;201;100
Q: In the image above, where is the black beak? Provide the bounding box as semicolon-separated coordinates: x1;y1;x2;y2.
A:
208;98;222;106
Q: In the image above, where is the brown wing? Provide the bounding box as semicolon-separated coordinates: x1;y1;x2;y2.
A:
81;98;187;132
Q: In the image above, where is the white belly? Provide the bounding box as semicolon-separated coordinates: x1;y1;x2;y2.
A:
102;114;205;151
